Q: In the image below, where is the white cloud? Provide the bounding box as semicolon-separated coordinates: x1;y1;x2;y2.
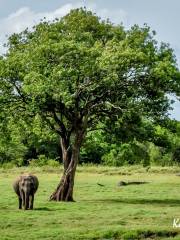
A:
0;2;127;54
0;3;77;53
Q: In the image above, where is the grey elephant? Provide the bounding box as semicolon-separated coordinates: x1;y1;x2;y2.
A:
13;174;39;210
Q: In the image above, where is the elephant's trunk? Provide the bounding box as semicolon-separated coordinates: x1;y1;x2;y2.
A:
24;193;29;210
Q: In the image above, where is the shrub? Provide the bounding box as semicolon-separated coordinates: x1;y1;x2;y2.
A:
102;141;150;167
29;155;60;167
29;155;48;167
102;143;135;166
2;162;16;169
46;159;60;167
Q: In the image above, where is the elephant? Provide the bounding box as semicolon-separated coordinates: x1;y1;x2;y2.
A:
13;174;39;210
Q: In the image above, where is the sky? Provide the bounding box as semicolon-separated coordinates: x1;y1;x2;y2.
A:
0;0;179;120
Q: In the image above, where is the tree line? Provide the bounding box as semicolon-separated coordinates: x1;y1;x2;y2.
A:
0;112;180;167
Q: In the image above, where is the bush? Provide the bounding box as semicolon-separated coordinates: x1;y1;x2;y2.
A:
29;155;48;167
29;155;60;167
2;162;16;169
102;142;150;167
46;159;60;167
102;147;123;167
102;143;135;166
160;153;173;166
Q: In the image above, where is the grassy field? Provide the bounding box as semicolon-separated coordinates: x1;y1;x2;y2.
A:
0;165;180;239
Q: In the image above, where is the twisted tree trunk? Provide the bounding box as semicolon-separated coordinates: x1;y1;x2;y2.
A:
50;130;83;201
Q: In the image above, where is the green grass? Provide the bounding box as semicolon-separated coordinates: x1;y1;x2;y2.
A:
0;166;180;239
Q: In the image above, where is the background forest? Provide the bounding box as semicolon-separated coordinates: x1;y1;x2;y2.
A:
1;109;180;168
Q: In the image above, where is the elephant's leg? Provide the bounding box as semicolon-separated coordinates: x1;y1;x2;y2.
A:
24;193;29;210
18;196;22;209
29;195;34;210
20;190;25;208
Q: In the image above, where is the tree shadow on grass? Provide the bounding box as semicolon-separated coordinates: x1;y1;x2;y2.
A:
88;198;180;206
34;207;55;211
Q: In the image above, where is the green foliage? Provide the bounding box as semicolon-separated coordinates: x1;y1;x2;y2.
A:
172;146;180;163
0;115;27;165
46;159;60;167
29;155;59;167
102;141;150;166
80;129;107;163
1;162;16;169
148;143;162;164
0;109;60;166
29;155;48;167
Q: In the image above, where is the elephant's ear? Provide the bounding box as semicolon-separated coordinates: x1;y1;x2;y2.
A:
31;179;36;190
30;182;35;190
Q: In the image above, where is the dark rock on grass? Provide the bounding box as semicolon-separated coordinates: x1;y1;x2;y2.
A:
117;181;127;186
97;183;105;187
117;181;148;187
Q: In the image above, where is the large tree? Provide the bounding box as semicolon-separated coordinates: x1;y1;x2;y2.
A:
0;9;179;201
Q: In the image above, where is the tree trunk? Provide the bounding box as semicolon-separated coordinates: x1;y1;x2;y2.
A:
49;130;83;201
